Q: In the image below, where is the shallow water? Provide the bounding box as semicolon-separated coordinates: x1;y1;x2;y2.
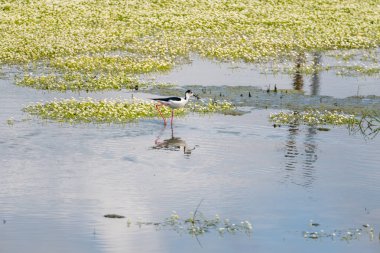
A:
145;54;380;98
1;73;380;253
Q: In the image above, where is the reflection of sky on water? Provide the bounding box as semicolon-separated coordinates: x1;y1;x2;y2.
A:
1;78;380;252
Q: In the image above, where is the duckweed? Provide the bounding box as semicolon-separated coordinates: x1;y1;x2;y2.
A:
269;110;359;126
23;98;236;123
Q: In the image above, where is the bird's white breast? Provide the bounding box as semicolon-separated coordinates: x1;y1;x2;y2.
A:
168;99;188;109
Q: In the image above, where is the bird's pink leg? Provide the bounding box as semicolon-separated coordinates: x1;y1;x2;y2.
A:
170;109;174;125
155;104;167;125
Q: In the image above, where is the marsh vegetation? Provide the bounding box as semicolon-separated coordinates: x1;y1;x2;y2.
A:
1;0;379;93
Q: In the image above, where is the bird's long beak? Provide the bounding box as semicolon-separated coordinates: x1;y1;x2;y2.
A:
194;94;200;100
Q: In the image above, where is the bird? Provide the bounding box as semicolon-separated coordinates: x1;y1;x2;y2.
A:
152;90;194;125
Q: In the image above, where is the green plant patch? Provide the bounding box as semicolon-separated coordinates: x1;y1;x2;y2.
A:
50;54;174;73
1;0;379;65
189;100;235;114
131;211;253;237
23;98;236;123
269;110;359;126
335;65;380;76
16;72;143;91
2;0;380;92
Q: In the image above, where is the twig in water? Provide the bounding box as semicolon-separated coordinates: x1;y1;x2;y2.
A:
193;199;204;224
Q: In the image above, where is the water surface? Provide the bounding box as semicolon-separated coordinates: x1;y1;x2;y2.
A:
145;54;380;98
1;73;380;253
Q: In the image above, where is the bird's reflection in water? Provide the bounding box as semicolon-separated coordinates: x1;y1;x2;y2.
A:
152;126;196;156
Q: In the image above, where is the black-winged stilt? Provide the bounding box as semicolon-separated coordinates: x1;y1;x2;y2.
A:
152;90;194;125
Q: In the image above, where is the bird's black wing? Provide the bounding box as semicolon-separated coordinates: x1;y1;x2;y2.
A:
152;97;181;102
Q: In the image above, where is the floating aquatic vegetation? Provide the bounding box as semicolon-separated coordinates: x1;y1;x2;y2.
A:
1;0;379;68
269;110;359;126
335;65;380;77
6;117;14;126
23;98;236;124
23;98;183;123
189;99;235;114
327;49;380;63
115;211;252;237
270;109;380;139
50;54;174;74
303;223;376;242
16;72;143;91
105;200;252;237
2;0;379;92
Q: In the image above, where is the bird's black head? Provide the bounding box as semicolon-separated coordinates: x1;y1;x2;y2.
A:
184;90;193;99
185;89;200;99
